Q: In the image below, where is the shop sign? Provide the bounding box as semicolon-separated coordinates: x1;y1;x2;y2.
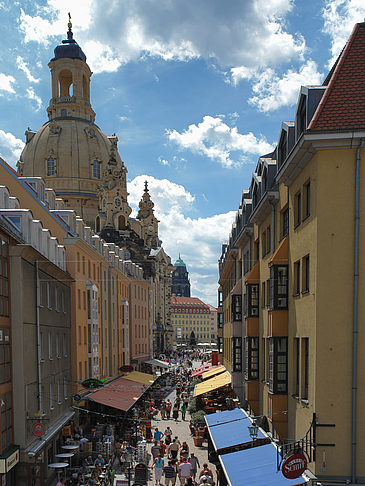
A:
282;453;307;479
120;365;133;372
81;378;103;389
0;448;19;474
32;423;45;437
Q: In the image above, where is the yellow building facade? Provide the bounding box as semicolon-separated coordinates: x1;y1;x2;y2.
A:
218;22;365;484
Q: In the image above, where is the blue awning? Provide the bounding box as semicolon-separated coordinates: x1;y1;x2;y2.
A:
205;409;266;452
219;444;307;486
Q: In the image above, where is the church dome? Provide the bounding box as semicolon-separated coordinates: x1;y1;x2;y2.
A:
174;255;186;267
19;120;123;227
18;18;126;228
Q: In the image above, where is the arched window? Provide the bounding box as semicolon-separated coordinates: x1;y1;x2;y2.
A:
92;160;101;179
58;69;73;97
118;215;126;229
47;157;56;176
61;109;67;117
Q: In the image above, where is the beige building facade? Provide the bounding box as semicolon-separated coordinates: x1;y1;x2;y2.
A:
218;21;365;484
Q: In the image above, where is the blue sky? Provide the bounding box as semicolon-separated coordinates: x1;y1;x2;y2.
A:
0;0;364;305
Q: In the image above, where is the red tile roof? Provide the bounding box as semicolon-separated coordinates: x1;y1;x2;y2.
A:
309;22;365;131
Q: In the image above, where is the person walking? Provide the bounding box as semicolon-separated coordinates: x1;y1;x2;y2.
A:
181;402;187;421
168;439;179;460
163;460;176;486
151;441;162;461
179;441;189;461
166;399;172;419
178;458;193;485
153;454;164;486
188;452;200;481
161;401;167;420
172;404;179;421
164;426;173;445
154;427;164;443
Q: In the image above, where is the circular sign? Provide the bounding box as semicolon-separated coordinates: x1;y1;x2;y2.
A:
120;365;134;373
33;423;45;437
73;394;81;402
282;453;307;479
81;379;103;389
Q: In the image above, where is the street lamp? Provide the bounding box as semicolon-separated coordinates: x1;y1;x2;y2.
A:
248;422;259;440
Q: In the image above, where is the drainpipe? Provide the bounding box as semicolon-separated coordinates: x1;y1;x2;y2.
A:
270;201;276;252
35;261;42;414
352;138;364;484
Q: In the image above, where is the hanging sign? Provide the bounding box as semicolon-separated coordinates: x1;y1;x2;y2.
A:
32;423;45;437
81;378;103;389
120;365;134;372
282;453;307;479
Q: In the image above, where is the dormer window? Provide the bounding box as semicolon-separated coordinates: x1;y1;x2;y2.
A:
278;131;287;167
47;157;56;176
92;160;101;179
296;96;307;139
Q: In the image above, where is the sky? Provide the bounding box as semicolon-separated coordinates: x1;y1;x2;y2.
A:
0;0;364;305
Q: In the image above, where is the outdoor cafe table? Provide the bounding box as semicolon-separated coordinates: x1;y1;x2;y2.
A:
62;444;79;450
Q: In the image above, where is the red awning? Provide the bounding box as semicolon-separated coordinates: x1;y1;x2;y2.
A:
87;376;146;411
269;235;289;266
245;261;259;284
191;364;221;378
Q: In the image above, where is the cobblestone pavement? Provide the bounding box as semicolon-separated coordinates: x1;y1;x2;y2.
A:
114;376;217;485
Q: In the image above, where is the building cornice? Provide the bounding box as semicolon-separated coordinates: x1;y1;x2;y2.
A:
276;130;365;186
249;191;279;224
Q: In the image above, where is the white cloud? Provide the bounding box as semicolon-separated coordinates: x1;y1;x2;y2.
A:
128;174;234;305
0;73;15;94
167;115;274;168
18;0;305;74
128;175;195;215
0;130;25;167
247;60;323;112
322;0;365;68
26;88;42;111
158;157;169;166
16;56;40;83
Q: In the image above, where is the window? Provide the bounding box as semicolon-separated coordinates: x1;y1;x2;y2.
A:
61;109;67;117
294;260;301;295
294;191;301;227
247;284;259;317
269;265;288;310
92;160;101;179
278;131;287;167
61;289;65;313
302;255;310;293
57;381;61;404
232;337;242;372
264;226;271;256
245;337;259;380
269;337;288;394
48;332;53;360
294;338;300;398
40;331;44;361
218;312;223;328
0;237;9;317
64;376;68;400
261;282;266;308
47;157;56;176
56;333;60;358
281;208;289;238
0;392;13;451
47;282;51;308
302;338;309;400
55;287;59;311
232;295;242;321
304;181;310;219
49;383;53;410
0;328;11;385
266;279;270;307
63;333;67;357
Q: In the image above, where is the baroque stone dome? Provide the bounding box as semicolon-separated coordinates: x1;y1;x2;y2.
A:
18;22;125;228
